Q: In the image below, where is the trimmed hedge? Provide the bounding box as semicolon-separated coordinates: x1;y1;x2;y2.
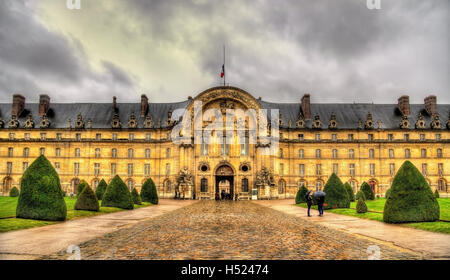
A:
434;189;440;198
141;178;158;204
344;183;355;202
295;185;309;204
16;155;67;221
74;185;99;211
360;182;375;200
9;187;19;197
356;197;368;213
323;173;350;209
383;161;440;223
95;179;108;200
131;188;142;205
101;175;134;210
355;190;366;201
76;181;89;197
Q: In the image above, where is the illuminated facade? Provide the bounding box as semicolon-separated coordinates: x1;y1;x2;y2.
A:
0;87;449;199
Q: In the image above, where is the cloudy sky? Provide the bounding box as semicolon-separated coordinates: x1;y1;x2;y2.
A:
0;0;448;104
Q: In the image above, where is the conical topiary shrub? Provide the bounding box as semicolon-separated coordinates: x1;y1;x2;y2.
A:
356;197;368;213
131;188;142;205
295;185;309;204
323;173;350;209
101;175;134;210
9;187;19;197
95;179;107;200
16;155;67;221
355;190;366;201
360;182;375;200
344;183;355;202
76;181;89;197
383;161;440;223
434;189;440;198
385;188;391;199
141;178;158;204
74;185;99;211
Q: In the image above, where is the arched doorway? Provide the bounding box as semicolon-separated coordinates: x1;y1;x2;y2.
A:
215;164;234;200
369;179;377;195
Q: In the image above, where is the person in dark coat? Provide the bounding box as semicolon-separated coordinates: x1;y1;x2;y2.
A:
221;189;226;200
304;190;313;217
317;195;325;216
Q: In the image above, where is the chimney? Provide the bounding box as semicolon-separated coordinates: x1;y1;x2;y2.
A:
301;94;311;119
112;96;117;112
39;94;50;116
12;94;25;117
424;95;437;116
397;95;410;116
140;94;148;117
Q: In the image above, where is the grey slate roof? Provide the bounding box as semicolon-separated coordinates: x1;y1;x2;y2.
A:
0;100;448;129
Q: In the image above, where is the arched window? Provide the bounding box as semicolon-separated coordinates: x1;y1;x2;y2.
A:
145;148;151;159
93;179;99;190
298;149;304;158
200;178;208;193
349;149;354;159
128;148;134;159
111;148;117;158
438;180;446;191
242;178;249;192
405;149;411;158
278;180;285;194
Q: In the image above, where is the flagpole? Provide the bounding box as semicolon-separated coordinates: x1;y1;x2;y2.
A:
223;45;226;86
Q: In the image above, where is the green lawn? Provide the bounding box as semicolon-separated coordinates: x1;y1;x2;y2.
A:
296;198;450;234
0;197;152;232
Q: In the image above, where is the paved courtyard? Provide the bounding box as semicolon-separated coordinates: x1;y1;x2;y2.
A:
44;200;420;260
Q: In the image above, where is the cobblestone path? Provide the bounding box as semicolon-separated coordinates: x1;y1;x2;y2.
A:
44;201;420;260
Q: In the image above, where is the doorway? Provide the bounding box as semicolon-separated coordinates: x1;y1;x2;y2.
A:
215;164;234;200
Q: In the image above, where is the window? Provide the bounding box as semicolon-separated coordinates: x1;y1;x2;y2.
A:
56;133;62;141
420;134;425;141
111;148;117;158
201;178;208;192
370;164;375;176
7;162;12;174
405;149;411;158
389;163;395;176
76;133;81;141
75;148;80;157
128;148;134;159
74;163;80;176
315;181;323;190
279;148;284;158
437;148;442;158
388;134;393;141
111;163;117;175
201;139;209;156
438;180;445;191
368;134;374;141
24;133;30;140
350;181;356;192
128;163;134;176
299;164;305;176
23;147;29;157
436;134;441;141
93;179;99;190
165;180;172;192
240;136;249;156
112;133;118;141
40;148;45;155
421;164;427;176
129;133;134;141
404;134;409;141
166;148;171;158
299;149;304;158
332;149;338;159
315;149;321;159
96;134;101;140
95;148;101;158
55;148;61;157
94;163;100;176
127;180;133;191
349;164;355;176
241;178;249;192
348;134;354;141
389;149;394;158
316;164;321;176
9;133;15;140
55;162;60;173
279;163;284;175
332;134;337;141
146;133;151;141
40;133;46;140
165;163;170;175
298;134;304;141
349;149;355;159
278;180;285;194
8;147;13;157
220;137;229;155
145;149;151;158
438;164;443;177
421;149;427;158
315;133;321;141
369;149;374;158
333;163;339;175
144;164;150;176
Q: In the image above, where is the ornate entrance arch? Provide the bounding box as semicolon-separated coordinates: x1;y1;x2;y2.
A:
215;164;235;200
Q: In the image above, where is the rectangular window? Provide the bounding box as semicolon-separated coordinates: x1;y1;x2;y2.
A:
349;149;355;159
76;133;81;141
404;134;409;141
129;133;134;141
166;148;171;158
437;149;442;158
6;162;12;174
56;133;62;141
55;162;60;173
420;134;425;141
348;134;354;141
369;149;374;158
368;134;374;141
55;148;61;157
389;149;394;158
165;163;170;176
333;163;339;175
112;133;118;141
8;147;13;157
405;149;411;158
315;133;321;141
315;149;321;159
279;163;284;175
332;134;337;141
9;133;15;140
422;164;427;176
94;163;100;176
421;149;427;158
144;164;150;176
436;134;441;141
370;164;375;176
23;148;29;157
389;163;395;176
40;133;46;140
128;163;134;176
24;133;30;140
111;163;117;176
111;149;117;158
349;164;355;176
299;149;304;159
75;148;80;157
145;149;151;158
74;163;80;176
298;134;304;141
438;163;443;177
316;164;321;176
299;164;305;176
40;148;45;155
388;134;393;141
95;148;101;158
96;134;101;140
332;149;338;158
146;133;151;141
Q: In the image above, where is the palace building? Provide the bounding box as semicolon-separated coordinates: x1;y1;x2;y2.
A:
0;86;449;199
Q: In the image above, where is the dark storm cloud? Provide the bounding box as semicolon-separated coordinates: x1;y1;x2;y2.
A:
0;0;135;102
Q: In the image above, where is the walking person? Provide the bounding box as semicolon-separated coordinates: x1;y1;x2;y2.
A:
305;190;313;217
313;189;326;217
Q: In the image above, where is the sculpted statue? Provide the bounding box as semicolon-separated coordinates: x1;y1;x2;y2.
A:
175;167;193;199
255;167;275;187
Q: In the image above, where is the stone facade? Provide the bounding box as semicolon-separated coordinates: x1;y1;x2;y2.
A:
0;87;449;199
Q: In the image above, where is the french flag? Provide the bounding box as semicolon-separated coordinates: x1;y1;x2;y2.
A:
220;64;225;78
